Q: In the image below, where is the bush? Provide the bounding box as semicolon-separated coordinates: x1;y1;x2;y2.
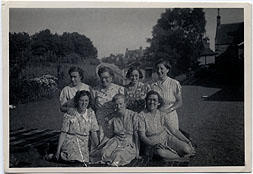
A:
10;74;59;104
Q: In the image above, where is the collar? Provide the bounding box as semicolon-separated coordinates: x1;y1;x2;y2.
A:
158;76;170;85
78;109;90;122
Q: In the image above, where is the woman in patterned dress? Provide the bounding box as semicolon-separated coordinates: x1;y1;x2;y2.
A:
59;66;91;114
124;67;150;113
150;60;182;130
101;94;139;166
92;66;125;144
138;91;195;160
55;90;99;164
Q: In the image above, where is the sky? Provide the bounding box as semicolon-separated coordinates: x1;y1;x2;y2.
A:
9;8;244;58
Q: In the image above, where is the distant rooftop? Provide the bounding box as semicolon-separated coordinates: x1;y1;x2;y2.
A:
215;22;244;45
200;47;216;56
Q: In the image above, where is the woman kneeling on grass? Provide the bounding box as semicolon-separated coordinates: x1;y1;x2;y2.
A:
138;90;195;161
55;90;99;165
101;94;139;166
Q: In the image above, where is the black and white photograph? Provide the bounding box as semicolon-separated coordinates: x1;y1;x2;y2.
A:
3;1;251;173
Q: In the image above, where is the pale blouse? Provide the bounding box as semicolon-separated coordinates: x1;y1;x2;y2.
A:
150;77;182;107
59;83;90;107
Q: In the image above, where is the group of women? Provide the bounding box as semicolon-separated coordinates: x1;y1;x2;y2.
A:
54;60;195;167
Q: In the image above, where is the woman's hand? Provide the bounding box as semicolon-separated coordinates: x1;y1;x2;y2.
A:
188;141;196;155
165;106;176;114
55;151;60;161
160;106;175;114
117;132;126;141
67;108;76;115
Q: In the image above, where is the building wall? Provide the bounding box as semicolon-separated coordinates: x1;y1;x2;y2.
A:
198;55;215;65
215;44;229;57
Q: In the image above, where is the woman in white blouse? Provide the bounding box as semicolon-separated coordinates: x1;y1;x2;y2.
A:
150;60;183;131
59;66;91;114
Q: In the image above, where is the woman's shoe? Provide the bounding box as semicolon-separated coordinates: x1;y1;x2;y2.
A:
111;161;119;167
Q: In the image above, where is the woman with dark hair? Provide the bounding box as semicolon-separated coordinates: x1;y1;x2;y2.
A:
59;66;91;114
55;90;99;164
124;67;150;113
101;94;139;166
138;90;195;161
150;60;182;130
92;66;124;143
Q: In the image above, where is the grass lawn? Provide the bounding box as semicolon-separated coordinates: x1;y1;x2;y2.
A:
9;85;244;166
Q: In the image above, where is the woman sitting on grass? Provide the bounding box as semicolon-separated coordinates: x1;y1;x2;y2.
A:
138;90;195;161
59;66;91;114
92;66;125;144
55;90;99;165
101;94;139;166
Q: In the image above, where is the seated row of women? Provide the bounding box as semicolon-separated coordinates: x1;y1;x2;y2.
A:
56;90;195;166
55;60;195;166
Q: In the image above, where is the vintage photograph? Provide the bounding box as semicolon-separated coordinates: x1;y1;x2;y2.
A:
4;2;251;172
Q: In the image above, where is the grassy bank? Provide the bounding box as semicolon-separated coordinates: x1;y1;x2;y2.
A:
9;85;244;166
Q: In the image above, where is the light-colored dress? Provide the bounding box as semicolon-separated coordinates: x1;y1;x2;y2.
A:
138;110;178;156
60;108;99;162
59;83;90;108
92;83;124;142
125;82;150;113
101;109;138;166
150;77;182;130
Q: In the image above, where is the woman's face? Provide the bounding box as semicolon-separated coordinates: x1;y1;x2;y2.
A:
114;97;126;115
70;71;81;86
78;95;89;111
156;63;169;79
147;94;160;111
130;70;140;84
100;71;112;88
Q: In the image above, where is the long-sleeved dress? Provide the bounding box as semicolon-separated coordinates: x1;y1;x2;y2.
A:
60;108;99;162
101;109;139;166
150;77;182;130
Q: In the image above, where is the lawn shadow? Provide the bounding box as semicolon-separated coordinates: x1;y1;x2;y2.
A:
204;87;244;102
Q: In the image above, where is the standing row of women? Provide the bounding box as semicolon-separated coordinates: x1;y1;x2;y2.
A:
54;60;195;166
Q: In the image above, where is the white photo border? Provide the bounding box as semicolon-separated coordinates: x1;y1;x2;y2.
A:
2;1;252;173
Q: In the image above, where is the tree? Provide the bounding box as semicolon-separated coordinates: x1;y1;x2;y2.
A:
60;32;97;60
31;29;55;56
146;8;206;75
9;32;31;79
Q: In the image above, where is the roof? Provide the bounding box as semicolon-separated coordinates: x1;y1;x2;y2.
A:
215;22;244;45
200;47;216;56
125;49;142;58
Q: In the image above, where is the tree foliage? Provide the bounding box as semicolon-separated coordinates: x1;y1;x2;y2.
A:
9;29;98;76
10;29;98;64
9;29;99;104
146;8;206;75
9;32;32;79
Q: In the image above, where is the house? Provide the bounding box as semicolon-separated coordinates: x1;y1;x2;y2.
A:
124;47;144;62
215;9;244;58
213;9;244;86
198;38;216;66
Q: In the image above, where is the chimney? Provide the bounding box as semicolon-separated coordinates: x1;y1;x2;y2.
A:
125;48;129;58
217;8;221;27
